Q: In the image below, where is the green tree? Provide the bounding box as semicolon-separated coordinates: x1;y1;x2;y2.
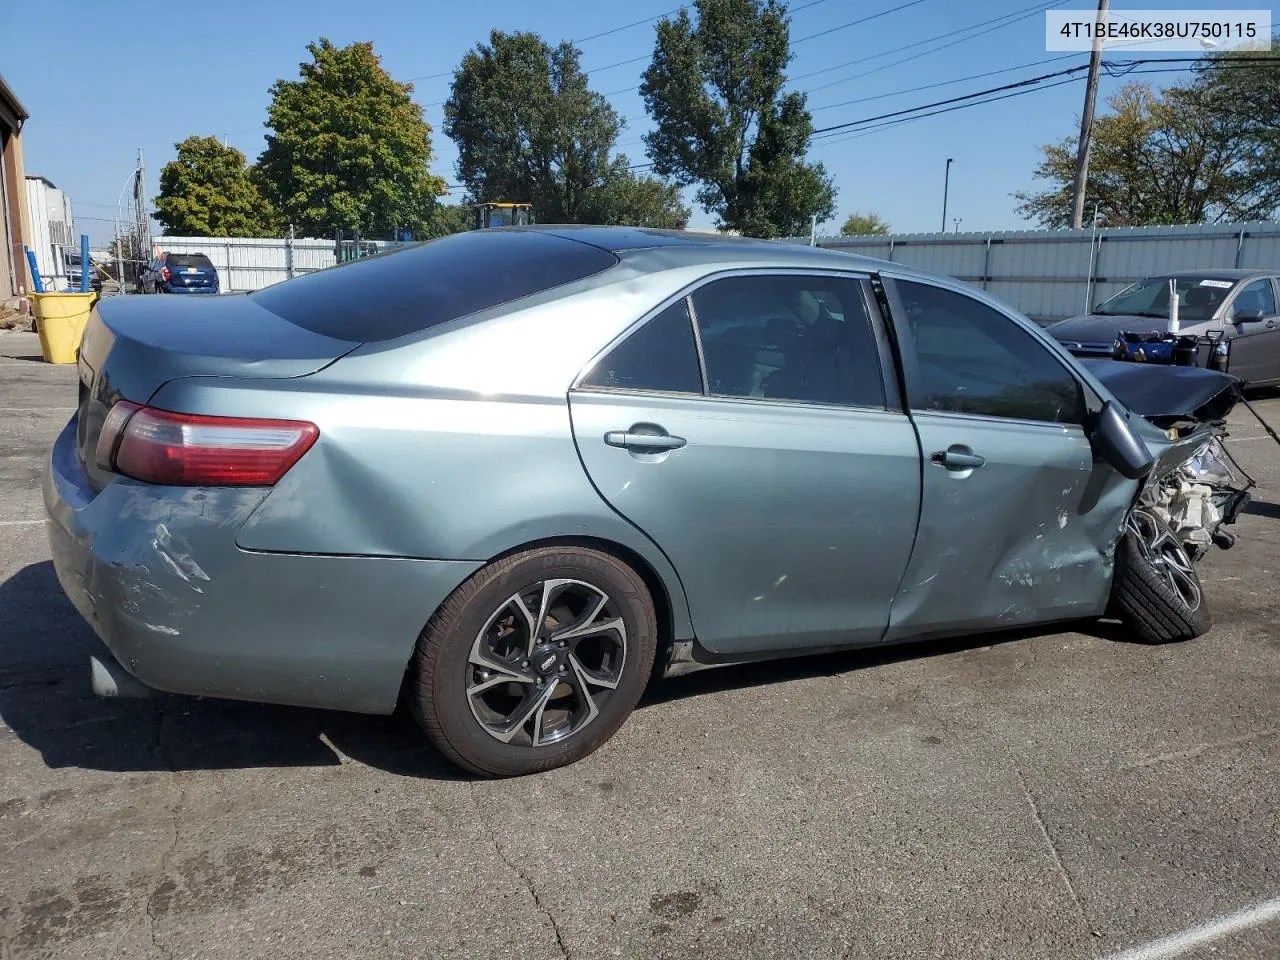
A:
152;136;278;236
585;160;690;228
1015;81;1264;227
444;31;625;223
1194;42;1280;219
425;203;474;237
640;0;836;238
840;211;890;236
257;38;446;238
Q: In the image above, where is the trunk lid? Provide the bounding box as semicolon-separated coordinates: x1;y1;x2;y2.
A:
75;294;358;490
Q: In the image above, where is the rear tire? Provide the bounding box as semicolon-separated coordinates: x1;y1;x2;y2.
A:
1109;507;1211;643
408;547;657;777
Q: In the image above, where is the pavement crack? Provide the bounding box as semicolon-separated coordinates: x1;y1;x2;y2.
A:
141;708;181;960
1016;768;1099;942
468;783;570;959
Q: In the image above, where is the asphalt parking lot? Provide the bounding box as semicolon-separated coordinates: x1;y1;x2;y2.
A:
1;328;1278;960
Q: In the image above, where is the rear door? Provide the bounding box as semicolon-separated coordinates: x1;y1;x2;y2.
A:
1225;278;1280;387
880;277;1133;641
569;271;922;657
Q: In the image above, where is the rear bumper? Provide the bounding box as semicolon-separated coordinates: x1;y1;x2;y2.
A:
163;285;218;294
43;417;481;714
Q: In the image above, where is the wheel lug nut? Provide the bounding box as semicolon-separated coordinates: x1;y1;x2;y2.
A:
521;661;529;669
557;641;565;648
559;665;567;674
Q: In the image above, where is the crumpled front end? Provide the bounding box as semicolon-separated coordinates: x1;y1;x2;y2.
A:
1141;433;1253;559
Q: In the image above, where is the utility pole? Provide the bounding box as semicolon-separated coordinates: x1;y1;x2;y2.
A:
941;158;954;233
1070;0;1109;229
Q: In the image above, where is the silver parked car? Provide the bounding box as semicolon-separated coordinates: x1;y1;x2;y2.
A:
1046;269;1280;387
45;227;1249;776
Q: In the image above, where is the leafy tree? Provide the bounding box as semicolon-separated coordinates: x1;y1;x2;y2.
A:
257;38;446;238
152;136;278;236
1015;80;1267;227
640;0;836;237
840;211;890;236
425;203;474;238
444;31;624;223
585;160;690;228
1193;42;1280;219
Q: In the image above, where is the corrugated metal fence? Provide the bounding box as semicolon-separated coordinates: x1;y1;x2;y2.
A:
146;235;358;292
804;221;1280;324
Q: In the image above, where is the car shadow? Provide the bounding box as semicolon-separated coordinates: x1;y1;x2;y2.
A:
1244;499;1280;521
0;561;468;781
640;618;1132;706
2;560;1133;780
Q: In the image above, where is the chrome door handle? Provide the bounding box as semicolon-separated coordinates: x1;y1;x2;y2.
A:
930;445;985;471
604;430;686;451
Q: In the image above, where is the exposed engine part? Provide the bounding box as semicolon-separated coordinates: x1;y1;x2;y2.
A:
1140;434;1253;561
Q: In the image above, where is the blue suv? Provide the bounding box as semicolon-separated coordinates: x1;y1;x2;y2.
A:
141;252;219;294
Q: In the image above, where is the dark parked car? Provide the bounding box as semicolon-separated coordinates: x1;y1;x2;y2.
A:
140;252;219;295
1046;269;1280;387
46;227;1249;777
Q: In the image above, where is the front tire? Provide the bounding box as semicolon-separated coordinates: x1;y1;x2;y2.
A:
1109;507;1211;643
408;547;657;777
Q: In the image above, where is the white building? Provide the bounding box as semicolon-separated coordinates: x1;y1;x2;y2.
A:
25;174;76;291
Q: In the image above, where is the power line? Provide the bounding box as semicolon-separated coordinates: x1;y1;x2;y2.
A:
810;63;1089;136
806;56;1280;147
810;53;1080;112
802;0;1058;94
791;0;931;44
572;8;682;44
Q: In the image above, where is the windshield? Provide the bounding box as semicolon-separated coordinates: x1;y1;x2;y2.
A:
1096;276;1236;322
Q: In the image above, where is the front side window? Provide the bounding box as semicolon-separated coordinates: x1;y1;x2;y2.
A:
1230;279;1277;319
581;299;703;394
896;280;1084;425
689;275;885;408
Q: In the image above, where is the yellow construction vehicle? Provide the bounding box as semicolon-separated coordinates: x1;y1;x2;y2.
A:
474;202;535;229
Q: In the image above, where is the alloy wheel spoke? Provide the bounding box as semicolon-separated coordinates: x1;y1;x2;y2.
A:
554;613;624;646
568;651;621;691
493;681;560;744
566;655;603;727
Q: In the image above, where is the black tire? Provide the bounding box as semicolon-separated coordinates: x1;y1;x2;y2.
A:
1109;507;1211;643
408;546;657;777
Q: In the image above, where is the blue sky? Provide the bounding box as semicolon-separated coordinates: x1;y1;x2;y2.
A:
3;0;1241;245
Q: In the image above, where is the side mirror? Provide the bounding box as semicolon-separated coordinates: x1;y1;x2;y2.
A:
1233;307;1264;322
1092;401;1154;479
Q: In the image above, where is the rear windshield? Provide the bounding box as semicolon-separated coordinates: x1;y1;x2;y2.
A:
168;254;214;268
250;230;618;343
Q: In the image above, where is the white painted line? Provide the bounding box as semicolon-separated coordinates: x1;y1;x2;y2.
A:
0;407;76;412
0;519;45;526
1102;897;1280;960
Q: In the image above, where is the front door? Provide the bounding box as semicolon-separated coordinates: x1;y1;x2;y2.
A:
881;277;1134;641
569;273;922;656
1225;278;1280;387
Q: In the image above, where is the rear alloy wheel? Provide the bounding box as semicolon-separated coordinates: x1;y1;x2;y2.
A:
1109;506;1211;643
408;547;657;777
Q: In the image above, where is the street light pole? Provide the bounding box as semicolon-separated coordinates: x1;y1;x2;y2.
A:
941;158;954;233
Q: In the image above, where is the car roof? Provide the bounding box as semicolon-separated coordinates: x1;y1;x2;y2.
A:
508;223;904;275
1152;268;1273;281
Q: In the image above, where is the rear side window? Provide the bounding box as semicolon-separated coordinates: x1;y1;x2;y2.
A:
251;230;618;343
691;275;885;408
581;299;703;394
168;254;214;268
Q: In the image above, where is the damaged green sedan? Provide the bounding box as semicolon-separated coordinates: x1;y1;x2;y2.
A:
45;227;1251;777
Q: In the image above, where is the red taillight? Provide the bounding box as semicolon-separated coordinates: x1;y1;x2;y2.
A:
161;266;170;281
95;403;318;486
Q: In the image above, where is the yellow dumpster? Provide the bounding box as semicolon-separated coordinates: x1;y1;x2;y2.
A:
31;292;96;364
